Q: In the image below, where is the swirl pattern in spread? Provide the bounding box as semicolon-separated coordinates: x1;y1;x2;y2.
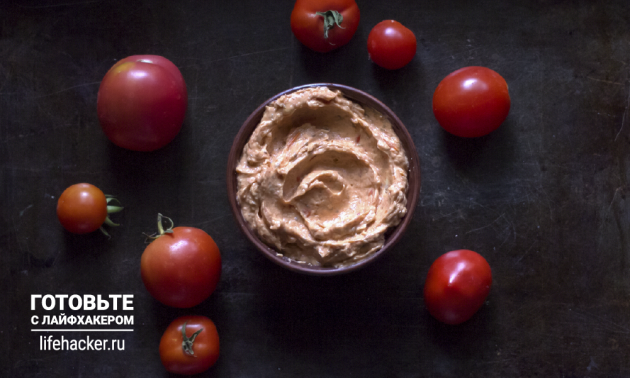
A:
236;87;409;267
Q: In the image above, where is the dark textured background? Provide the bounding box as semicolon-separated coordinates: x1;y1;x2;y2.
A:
1;0;629;377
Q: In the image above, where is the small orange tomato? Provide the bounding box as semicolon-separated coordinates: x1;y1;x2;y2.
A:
57;183;108;234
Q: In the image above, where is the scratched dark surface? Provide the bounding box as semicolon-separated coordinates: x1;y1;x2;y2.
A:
1;0;629;377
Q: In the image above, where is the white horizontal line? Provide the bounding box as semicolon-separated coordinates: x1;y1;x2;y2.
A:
31;329;134;332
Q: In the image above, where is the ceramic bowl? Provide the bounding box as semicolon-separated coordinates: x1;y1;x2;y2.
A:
226;83;421;276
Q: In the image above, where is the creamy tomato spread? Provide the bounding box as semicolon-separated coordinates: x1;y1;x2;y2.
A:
236;86;409;267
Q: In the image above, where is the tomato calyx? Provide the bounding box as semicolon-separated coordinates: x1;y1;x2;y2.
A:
144;213;175;241
100;196;124;238
181;321;204;357
315;10;345;41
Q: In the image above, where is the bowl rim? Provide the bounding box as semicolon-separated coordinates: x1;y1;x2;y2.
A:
226;83;421;276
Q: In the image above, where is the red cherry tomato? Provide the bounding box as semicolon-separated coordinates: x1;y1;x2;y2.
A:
159;315;219;375
423;249;492;325
432;66;510;138
291;0;360;53
97;55;187;151
57;183;107;234
367;20;417;70
57;183;122;235
141;214;221;308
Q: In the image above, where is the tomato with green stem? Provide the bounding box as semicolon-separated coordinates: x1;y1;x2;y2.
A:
291;0;360;53
159;315;220;375
56;183;123;236
141;214;221;308
424;249;492;325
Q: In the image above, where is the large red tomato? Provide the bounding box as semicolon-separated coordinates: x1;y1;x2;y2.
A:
159;315;220;375
423;249;492;325
97;55;187;151
367;20;417;70
432;66;510;138
291;0;360;53
141;214;221;308
57;183;123;235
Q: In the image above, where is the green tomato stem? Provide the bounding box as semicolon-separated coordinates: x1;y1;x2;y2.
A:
315;10;344;40
156;213;174;235
100;195;123;237
144;213;174;241
99;226;111;238
103;217;119;227
106;197;124;214
181;321;204;356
